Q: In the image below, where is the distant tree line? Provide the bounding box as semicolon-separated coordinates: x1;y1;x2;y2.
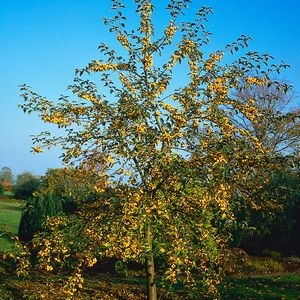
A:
0;167;41;199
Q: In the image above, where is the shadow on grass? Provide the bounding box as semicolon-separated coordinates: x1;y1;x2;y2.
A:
1;270;300;299
220;274;300;300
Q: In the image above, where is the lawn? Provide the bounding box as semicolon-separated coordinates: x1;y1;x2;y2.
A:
0;198;24;252
221;274;300;299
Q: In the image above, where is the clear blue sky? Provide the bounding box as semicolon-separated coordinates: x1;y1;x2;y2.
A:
1;0;300;176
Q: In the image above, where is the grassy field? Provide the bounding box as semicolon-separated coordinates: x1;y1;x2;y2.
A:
0;198;24;252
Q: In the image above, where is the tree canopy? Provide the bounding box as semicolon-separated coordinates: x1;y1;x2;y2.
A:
0;167;14;191
19;1;293;298
234;82;299;155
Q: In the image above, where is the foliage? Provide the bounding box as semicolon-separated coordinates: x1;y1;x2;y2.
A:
0;183;4;196
230;164;300;248
18;193;63;243
39;168;99;207
286;255;300;264
244;257;285;274
0;167;14;186
262;249;282;258
19;0;291;298
230;81;300;249
252;168;300;239
13;172;41;200
0;167;14;192
219;248;250;276
18;167;99;242
220;248;286;276
234;82;299;155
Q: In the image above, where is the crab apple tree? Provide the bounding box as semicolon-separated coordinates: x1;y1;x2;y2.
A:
19;0;290;298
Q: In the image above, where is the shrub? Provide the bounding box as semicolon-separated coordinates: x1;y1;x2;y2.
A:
262;249;282;258
220;248;286;276
245;257;285;274
220;248;250;276
18;192;64;242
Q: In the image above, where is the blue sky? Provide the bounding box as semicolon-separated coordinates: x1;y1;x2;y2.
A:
1;0;300;176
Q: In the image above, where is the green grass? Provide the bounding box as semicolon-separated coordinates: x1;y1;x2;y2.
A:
220;274;300;299
0;199;24;252
3;191;14;197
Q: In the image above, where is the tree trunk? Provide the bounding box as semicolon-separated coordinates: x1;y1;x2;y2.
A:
145;224;157;300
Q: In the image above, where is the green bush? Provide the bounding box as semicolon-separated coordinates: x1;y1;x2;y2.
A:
233;168;300;254
18;192;64;242
14;172;41;200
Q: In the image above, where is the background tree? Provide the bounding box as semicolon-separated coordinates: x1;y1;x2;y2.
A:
14;172;41;200
0;166;14;191
234;82;299;155
39;167;99;207
228;83;300;251
19;0;291;298
230;163;300;252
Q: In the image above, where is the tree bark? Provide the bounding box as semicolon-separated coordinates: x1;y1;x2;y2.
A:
145;223;157;300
